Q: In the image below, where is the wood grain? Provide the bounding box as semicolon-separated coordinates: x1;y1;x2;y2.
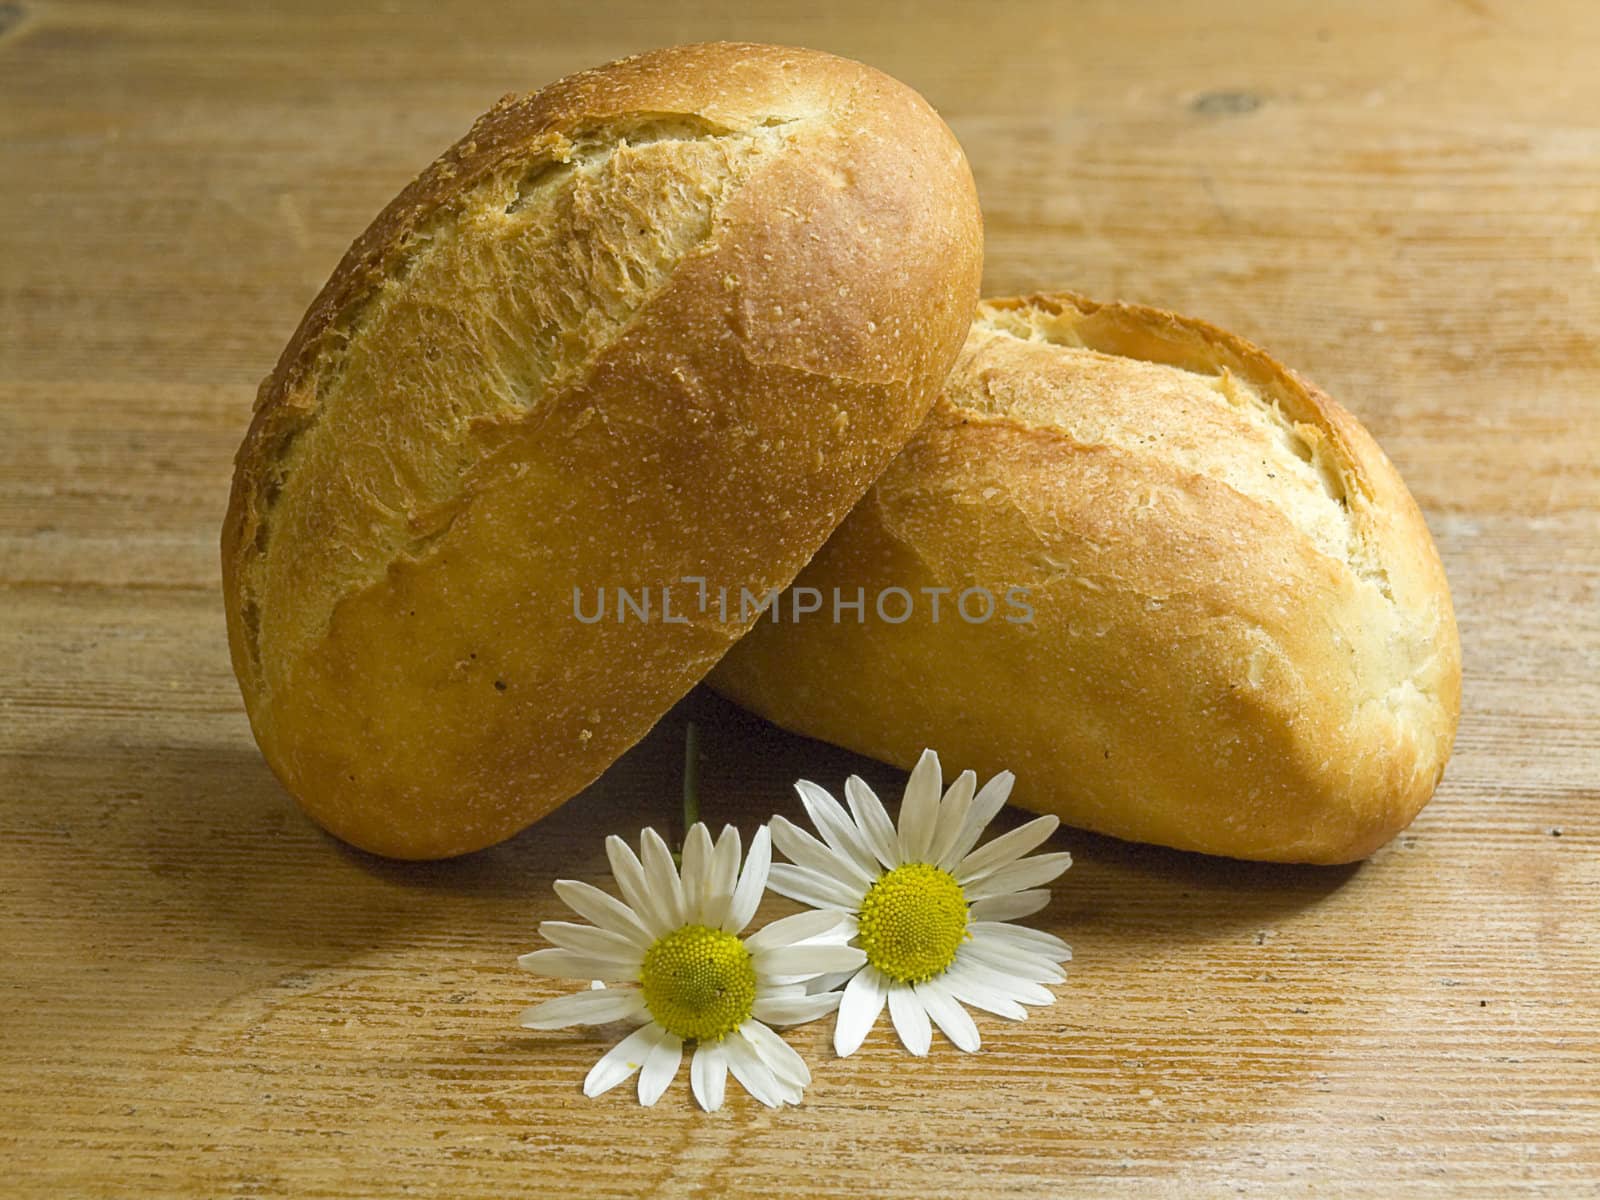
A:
2;1;1597;1196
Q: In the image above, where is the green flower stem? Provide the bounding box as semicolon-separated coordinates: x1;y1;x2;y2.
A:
681;721;701;845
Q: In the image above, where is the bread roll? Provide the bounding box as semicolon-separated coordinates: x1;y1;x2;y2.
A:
711;293;1461;864
221;43;983;858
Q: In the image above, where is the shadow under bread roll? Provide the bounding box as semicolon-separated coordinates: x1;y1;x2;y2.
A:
222;43;984;858
711;293;1461;865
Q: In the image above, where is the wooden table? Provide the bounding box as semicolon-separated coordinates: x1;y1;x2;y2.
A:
4;2;1597;1195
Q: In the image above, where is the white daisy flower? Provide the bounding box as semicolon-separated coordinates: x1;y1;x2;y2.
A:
767;750;1073;1057
518;822;865;1110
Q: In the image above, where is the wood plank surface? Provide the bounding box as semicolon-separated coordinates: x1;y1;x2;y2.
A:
2;1;1597;1195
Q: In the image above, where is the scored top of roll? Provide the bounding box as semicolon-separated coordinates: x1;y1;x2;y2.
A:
222;43;984;858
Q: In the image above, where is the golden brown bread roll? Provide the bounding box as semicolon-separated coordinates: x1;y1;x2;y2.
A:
711;293;1461;864
221;43;983;858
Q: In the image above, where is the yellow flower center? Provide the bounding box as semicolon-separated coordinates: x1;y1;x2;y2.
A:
857;862;969;984
638;924;756;1042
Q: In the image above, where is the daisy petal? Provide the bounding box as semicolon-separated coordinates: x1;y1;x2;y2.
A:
724;1028;786;1108
914;980;981;1052
552;879;653;947
724;824;772;934
795;780;880;878
963;852;1074;902
739;1018;811;1090
969;888;1052;923
637;1030;683;1106
679;823;714;923
1005;980;1056;1007
766;862;865;911
943;770;1015;867
928;769;977;870
970;974;1053;1010
639;828;688;929
702;825;741;930
606;836;673;937
519;986;647;1029
744;908;851;953
516;947;633;981
896;749;942;863
969;921;1073;963
887;984;932;1056
959;938;1067;985
843;776;901;869
538;921;646;969
771;815;875;889
754;943;866;977
963;946;1059;992
949;951;1057;1004
941;963;1030;1019
690;1042;728;1112
954;815;1061;885
751;989;844;1027
583;1023;661;1096
762;914;858;988
812;911;859;942
834;965;888;1056
802;968;859;996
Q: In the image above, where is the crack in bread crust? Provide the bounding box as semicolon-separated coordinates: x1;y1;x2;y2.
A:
964;295;1394;601
237;115;802;699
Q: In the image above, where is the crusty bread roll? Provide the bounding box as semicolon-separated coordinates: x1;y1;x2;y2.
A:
222;43;983;858
711;293;1461;864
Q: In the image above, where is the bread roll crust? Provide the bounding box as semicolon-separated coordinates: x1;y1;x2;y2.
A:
222;43;983;858
711;293;1461;864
